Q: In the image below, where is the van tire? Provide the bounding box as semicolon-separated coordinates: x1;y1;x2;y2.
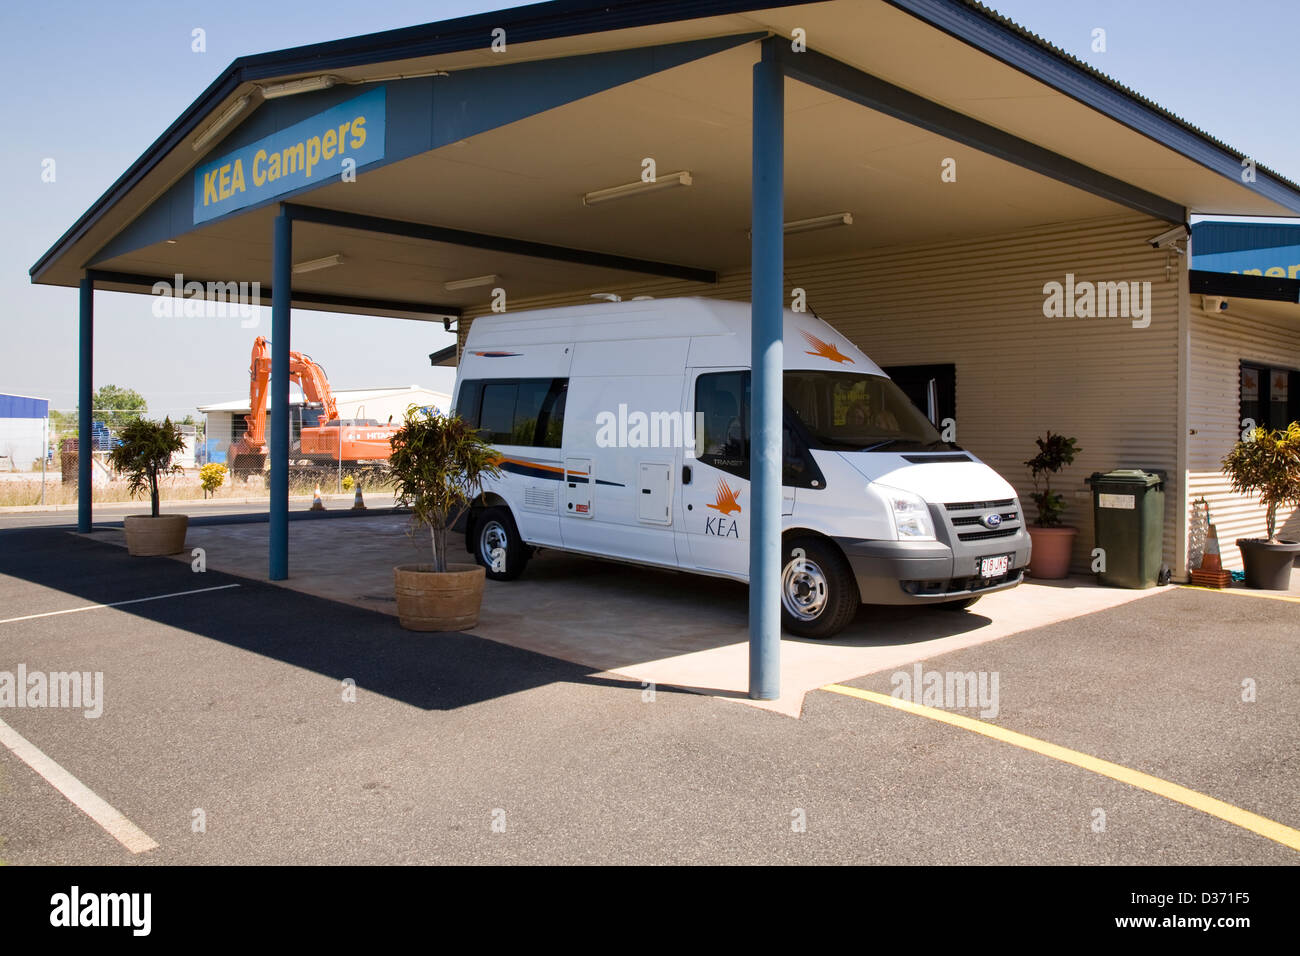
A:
780;537;860;639
473;507;530;581
938;596;981;611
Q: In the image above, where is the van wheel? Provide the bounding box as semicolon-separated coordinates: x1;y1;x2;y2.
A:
780;538;860;639
473;507;529;581
938;596;980;611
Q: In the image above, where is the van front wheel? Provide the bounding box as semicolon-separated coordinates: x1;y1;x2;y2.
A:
473;507;530;581
780;538;860;639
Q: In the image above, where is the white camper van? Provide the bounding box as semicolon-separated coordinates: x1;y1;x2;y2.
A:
454;297;1030;638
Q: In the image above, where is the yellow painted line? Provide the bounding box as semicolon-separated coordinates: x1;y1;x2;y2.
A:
1179;584;1300;604
822;683;1300;853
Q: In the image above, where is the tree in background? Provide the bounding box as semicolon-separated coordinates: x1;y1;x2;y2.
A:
91;385;147;428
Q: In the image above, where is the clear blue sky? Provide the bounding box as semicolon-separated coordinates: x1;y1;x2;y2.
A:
2;0;1297;414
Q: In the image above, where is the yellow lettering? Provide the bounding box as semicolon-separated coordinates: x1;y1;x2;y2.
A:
322;129;337;160
203;169;218;206
283;142;305;176
1243;268;1263;276
1289;263;1300;279
218;163;232;200
1265;266;1286;277
349;116;366;150
337;122;350;155
252;150;267;187
230;158;245;194
306;136;321;178
268;151;281;181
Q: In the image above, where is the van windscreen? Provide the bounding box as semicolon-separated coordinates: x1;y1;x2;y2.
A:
785;370;947;452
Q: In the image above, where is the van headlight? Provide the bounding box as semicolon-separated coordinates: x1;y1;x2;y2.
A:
882;486;936;540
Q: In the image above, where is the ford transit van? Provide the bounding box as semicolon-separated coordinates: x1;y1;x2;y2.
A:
454;297;1029;638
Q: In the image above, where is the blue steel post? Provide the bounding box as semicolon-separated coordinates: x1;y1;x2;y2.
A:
269;209;292;580
77;276;94;533
749;39;784;701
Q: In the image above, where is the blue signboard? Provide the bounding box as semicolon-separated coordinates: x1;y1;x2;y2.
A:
193;87;386;224
1191;221;1300;279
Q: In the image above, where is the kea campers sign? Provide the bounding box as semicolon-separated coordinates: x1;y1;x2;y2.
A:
193;87;386;224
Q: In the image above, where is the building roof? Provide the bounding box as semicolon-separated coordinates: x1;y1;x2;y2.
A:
30;0;1300;318
197;384;450;413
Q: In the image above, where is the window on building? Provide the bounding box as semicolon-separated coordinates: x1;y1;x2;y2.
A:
461;378;567;448
1240;362;1299;433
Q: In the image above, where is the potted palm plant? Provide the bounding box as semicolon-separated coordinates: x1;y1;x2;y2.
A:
107;417;189;556
388;406;501;631
1024;431;1081;579
1222;422;1300;589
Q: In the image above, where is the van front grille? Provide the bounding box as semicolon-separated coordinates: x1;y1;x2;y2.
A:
956;528;1020;542
945;498;1015;512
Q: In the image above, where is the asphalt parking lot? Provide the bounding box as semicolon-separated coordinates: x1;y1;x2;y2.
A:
0;522;1296;865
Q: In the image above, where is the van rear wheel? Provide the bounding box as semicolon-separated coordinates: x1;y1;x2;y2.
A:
780;538;860;639
473;507;530;581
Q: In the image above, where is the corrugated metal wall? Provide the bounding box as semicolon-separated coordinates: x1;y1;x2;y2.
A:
1187;299;1300;569
461;214;1183;573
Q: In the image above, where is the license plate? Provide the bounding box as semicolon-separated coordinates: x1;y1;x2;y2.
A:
979;554;1011;578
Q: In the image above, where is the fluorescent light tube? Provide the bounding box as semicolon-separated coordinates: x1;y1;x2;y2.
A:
191;95;252;151
260;75;339;100
443;274;499;291
292;254;344;275
583;171;693;206
747;212;854;239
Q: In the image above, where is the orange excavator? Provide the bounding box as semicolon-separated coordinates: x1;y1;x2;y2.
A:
226;336;401;477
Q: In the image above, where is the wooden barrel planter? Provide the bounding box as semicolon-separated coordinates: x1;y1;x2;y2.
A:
123;514;189;556
393;563;486;631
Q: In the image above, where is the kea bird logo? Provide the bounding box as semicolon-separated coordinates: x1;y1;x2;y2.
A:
707;478;743;516
800;330;855;364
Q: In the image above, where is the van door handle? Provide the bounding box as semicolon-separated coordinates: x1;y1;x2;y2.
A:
682;465;692;485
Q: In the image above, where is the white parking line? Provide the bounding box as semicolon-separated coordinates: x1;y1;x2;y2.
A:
0;717;158;854
0;583;240;625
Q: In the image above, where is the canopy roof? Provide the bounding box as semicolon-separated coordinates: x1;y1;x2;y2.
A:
31;0;1300;319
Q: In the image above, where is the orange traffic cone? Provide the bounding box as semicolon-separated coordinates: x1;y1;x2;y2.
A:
351;486;366;510
1202;521;1222;572
311;485;326;511
1189;505;1232;588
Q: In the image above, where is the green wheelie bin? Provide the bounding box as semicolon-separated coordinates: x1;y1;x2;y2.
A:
1086;469;1167;588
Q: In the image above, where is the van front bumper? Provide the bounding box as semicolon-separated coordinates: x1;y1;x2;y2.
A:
834;534;1031;605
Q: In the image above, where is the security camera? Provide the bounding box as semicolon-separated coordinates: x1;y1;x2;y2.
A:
442;317;457;332
1149;224;1190;250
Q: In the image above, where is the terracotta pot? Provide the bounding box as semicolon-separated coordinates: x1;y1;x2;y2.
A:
393;563;486;631
1026;525;1077;579
1236;538;1300;590
123;514;189;556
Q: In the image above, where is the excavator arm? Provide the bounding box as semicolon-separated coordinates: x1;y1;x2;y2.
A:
235;336;340;453
228;335;397;477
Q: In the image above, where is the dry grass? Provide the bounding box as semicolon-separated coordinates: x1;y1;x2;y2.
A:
0;471;397;508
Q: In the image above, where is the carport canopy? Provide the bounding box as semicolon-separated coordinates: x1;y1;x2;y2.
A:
32;0;1300;700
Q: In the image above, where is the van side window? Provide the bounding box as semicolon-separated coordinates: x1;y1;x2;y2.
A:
461;378;567;448
695;371;825;488
696;371;749;477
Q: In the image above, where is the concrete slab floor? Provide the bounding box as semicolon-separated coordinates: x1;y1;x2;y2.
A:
91;514;1189;717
